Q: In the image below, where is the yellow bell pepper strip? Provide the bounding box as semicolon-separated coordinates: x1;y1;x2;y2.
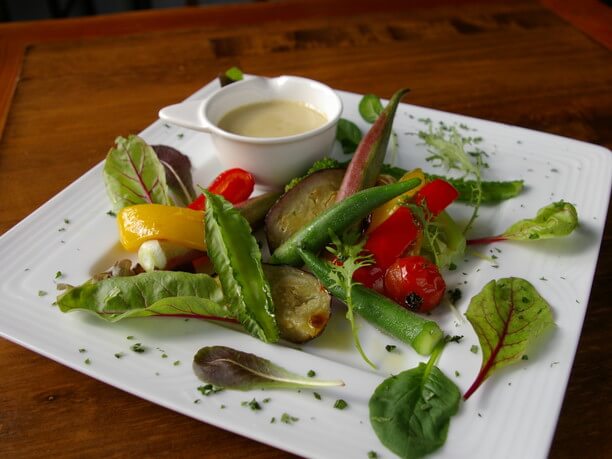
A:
118;191;281;252
368;168;426;233
119;204;205;251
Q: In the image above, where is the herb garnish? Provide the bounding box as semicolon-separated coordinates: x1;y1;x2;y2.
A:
241;399;262;411
326;231;376;368
197;384;224;396
334;399;348;410
130;343;146;353
280;413;299;424
418;119;487;234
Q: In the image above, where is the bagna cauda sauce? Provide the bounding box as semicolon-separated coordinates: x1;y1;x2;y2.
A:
217;100;327;138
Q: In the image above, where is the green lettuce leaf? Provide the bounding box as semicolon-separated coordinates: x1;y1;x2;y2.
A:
359;94;384;123
103;135;172;211
193;346;344;390
502;201;578;241
204;191;279;343
336;118;363;154
57;271;230;322
464;278;555;399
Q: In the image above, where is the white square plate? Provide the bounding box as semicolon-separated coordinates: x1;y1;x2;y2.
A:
0;79;610;459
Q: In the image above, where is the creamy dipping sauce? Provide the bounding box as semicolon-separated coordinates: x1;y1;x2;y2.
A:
217;100;327;138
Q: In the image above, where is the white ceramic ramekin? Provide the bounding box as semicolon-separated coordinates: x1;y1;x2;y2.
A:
158;75;343;189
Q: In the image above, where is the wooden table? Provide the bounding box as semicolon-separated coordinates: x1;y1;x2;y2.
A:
0;0;610;457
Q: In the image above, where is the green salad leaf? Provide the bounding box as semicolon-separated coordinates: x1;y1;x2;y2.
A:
501;201;578;241
418;210;466;269
204;191;279;343
57;271;230;322
464;278;555;399
369;342;461;459
193;346;344;390
219;66;244;87
103;135;172;211
336;118;363;154
359;94;384;123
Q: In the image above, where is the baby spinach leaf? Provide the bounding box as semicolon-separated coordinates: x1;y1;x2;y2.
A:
57;271;230;322
336;118;363;154
501;201;578;241
464;278;555;399
369;343;461;459
204;191;279;343
193;346;344;390
103;135;172;211
359;94;384;123
152;145;195;205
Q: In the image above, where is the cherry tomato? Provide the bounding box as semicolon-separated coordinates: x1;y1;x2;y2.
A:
383;256;446;313
188;168;255;210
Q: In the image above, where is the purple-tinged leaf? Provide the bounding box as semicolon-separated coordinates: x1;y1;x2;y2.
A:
152;144;195;205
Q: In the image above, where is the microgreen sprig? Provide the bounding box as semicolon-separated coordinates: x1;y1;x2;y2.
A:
325;230;376;368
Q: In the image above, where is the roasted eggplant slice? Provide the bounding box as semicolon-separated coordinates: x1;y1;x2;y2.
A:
263;264;331;343
265;169;345;251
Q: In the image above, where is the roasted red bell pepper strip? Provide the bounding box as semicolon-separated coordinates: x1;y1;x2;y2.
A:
188;168;255;210
413;178;458;217
354;179;458;290
354;206;420;290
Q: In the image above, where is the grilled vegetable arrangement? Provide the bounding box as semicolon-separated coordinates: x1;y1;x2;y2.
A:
57;76;581;459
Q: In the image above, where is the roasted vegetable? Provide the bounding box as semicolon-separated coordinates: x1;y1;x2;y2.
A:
263;264;331;343
270;179;422;266
299;249;444;356
335;88;410;201
265;169;344;252
118;191;280;252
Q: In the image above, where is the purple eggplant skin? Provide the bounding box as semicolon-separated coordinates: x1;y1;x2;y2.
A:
265;169;345;252
263;264;331;343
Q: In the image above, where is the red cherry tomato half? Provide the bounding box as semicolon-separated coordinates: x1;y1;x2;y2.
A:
383;256;446;313
188;168;255;210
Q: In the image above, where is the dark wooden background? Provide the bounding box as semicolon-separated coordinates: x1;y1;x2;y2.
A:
0;0;610;457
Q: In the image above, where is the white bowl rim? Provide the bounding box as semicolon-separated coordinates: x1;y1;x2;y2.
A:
202;75;343;145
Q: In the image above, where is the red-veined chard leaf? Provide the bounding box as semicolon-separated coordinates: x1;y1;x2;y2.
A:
369;341;461;459
57;271;232;322
193;346;344;390
464;277;555;400
152;144;195;205
103;135;171;211
204;191;279;343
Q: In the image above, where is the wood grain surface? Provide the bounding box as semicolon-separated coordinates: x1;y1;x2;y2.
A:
0;1;610;458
